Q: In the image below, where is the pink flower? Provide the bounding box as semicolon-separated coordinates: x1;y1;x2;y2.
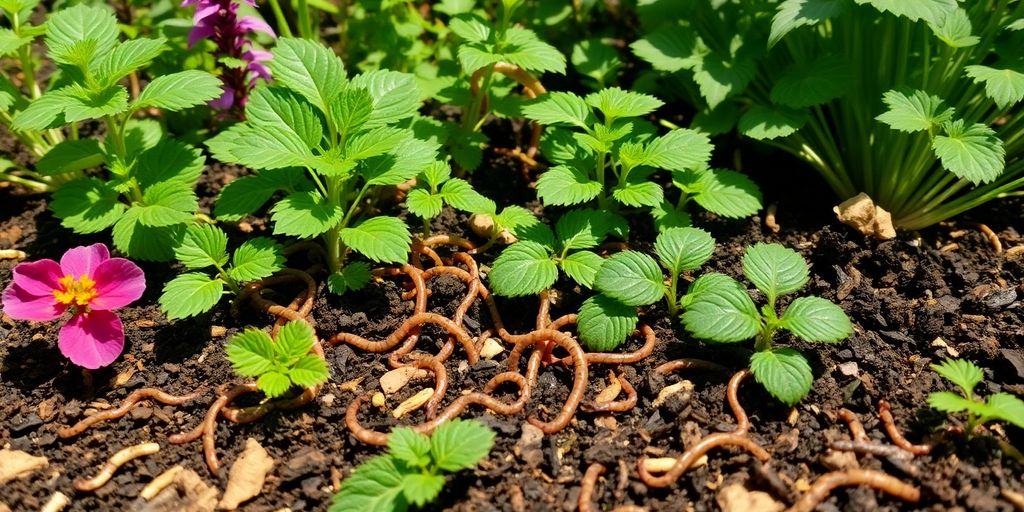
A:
2;244;145;369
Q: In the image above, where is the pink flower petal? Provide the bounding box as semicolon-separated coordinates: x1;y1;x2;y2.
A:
188;23;216;47
210;87;235;109
2;283;65;321
59;310;124;369
239;16;277;38
192;3;220;23
10;259;62;296
60;244;109;280
90;258;146;311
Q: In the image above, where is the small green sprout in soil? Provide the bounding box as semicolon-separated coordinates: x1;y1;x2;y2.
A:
928;358;1024;438
330;419;496;512
681;243;853;405
226;320;328;398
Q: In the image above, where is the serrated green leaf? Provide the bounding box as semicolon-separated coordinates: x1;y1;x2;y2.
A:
138;182;197;227
246;86;324;150
652;200;692;232
430;419;495;471
228;238;284;282
742;243;809;302
36;139;103;176
929;8;979;48
655;227;715;274
631;23;700;72
595;251;664;307
330;456;407;512
928;391;976;414
932;120;1005;184
965;65;1024;109
489;241;558;297
328;86;373;136
349;69;421;129
406;188;444;219
215;169;310;221
269;37;346;112
930;359;984;397
346;126;410;162
681;273;760;342
738;105;809;140
690;169;763;218
521;92;591;128
258;371;293;398
494;205;537;232
0;28;32;57
289;355;330;388
61;85;128;122
771;55;851;108
750;348;813;406
112;209;185;261
854;0;957;24
439;178;493;213
160;272;224;319
499;27;566;74
555;209;613;251
137;139;206;189
577;294;638;352
50;178;125;233
769;0;847;47
389;428;432;469
225;328;275;377
208;123;313;171
275;320;316;363
361;137;439;186
401;473;445;508
327;262;372;294
271;191;342;238
340;216;411;263
876;89;954;133
96;38;167;86
536;165;603;206
585;87;663;120
613;174;664;208
174;224;228;270
421;160;451;189
45;4;118;67
780;296;852;343
11;91;68;131
560;250;605;289
693;51;757;109
133;70;222;111
449;14;491;43
641;128;713;173
572;38;621;86
984;393;1024;429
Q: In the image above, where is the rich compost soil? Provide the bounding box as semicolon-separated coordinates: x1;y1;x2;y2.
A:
1;125;1023;512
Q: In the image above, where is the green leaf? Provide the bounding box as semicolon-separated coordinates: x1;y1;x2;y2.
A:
215;169;310;221
928;391;976;414
328;86;373;136
401;473;445;508
111;208;185;261
348;70;421;129
388;428;432;469
61;85;128;122
208;123;314;171
449;15;491;43
965;65;1024;109
228;238;284;282
655;227;715;274
136;139;206;189
275;320;316;363
555;209;614;251
930;359;984;396
289;355;330;388
560;250;605;289
738;105;809;140
742;243;809;302
488;241;558;297
929;8;979;48
257;371;293;398
613;173;664;208
595;251;664;307
984;393;1024;429
174;224;228;270
36;139;104;176
246;87;324;150
327;262;372;295
361;137;439;186
577;294;639;352
876;89;954;133
159;272;225;320
11;92;68;131
521;92;591;128
642;128;713;172
132;70;222;111
652;200;692;232
96;38;167;86
585;87;663;120
271;191;342;238
536;165;603;206
138;182;197;227
771;55;851;108
225;328;276;377
750;348;813;406
769;0;847;47
341;217;412;264
779;296;852;343
50;178;124;233
269;37;346;112
630;23;700;72
330;456;407;512
932;120;1005;184
499;27;566;74
430;419;495;471
406;189;443;219
421;161;451;189
45;4;118;66
693;51;757;109
439;178;493;213
494;206;538;233
853;0;957;24
689;169;763;218
0;28;32;57
681;273;760;342
345;126;410;162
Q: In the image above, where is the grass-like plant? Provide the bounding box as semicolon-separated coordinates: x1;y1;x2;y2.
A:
928;359;1024;438
633;0;1024;230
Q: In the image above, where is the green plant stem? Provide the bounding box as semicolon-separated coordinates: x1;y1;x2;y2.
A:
266;0;294;38
297;0;312;39
0;171;50;192
665;273;679;317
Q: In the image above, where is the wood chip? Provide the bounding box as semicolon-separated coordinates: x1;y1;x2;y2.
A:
642;457;680;473
594;415;617;430
0;249;27;260
371;392;386;408
1006;245;1024;261
716;483;785;512
653;380;693;408
338;377;364;393
392;388;434;419
833;192;896;240
479;338;505;359
143;468;219;512
594;372;622;403
0;449;48;484
218;438;274;510
210;326;227;338
380;367;429;395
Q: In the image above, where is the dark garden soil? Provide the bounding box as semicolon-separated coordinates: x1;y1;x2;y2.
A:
1;127;1023;511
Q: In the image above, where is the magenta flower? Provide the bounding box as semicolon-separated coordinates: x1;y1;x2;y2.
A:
2;244;145;369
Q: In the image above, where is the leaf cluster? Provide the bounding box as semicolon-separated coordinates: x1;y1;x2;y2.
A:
330;420;495;512
928;359;1024;435
226;320;329;398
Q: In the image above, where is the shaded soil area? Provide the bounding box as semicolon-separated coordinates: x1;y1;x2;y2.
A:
1;138;1023;512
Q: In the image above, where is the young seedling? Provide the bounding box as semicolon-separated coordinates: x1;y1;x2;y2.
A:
226;320;328;398
522;87;762;229
681;243;853;405
208;37;440;294
580;227;715;351
406;161;494;236
330;419;495;511
928;359;1024;438
159;224;284;319
11;4;223;261
487;208;626;297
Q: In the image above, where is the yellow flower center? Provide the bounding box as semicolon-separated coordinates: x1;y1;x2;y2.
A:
53;275;98;307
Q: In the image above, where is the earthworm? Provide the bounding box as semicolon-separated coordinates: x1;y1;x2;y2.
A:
654;358;728;375
582;371;637;413
504;328;588;433
637;370;770;488
58;388;206;438
168;383;254;473
139;465;183;500
837;408;868;442
418;234;477;252
878;400;932;455
393;258;481;367
346;371;528;446
582;325;657;365
579;463;605;512
966;222;1002;254
73;442;161;492
40;491;69;512
788;469;920;512
329;312;480;365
